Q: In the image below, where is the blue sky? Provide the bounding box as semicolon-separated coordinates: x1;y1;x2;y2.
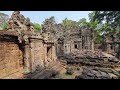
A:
0;11;91;24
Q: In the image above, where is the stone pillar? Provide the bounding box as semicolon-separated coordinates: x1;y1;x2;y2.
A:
52;45;57;61
117;44;120;59
91;30;95;51
82;36;85;50
70;41;72;53
44;44;47;67
24;42;31;74
29;39;35;72
107;44;110;53
50;46;52;60
91;37;94;51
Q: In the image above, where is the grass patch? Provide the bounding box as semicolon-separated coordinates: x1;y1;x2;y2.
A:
54;73;75;79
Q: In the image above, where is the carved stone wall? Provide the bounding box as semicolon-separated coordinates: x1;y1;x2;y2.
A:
57;29;94;56
0;11;58;79
30;39;44;72
0;35;23;79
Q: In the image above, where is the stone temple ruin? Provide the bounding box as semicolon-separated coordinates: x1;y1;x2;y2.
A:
102;33;120;59
0;11;65;79
0;11;120;79
56;27;94;56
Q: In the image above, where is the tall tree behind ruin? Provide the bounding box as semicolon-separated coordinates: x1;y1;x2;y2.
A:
91;11;120;44
33;23;42;32
93;11;120;33
62;18;79;30
93;11;120;59
0;12;9;30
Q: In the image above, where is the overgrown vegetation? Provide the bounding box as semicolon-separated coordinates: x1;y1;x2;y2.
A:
33;23;41;32
2;22;8;30
0;12;9;30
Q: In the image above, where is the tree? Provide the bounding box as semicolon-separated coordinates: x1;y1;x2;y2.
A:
93;11;120;32
78;18;88;29
87;12;102;44
0;12;9;30
62;18;79;30
33;23;41;32
93;11;120;56
93;11;120;24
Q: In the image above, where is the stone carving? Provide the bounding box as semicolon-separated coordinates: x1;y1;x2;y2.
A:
0;11;59;79
56;28;94;56
7;11;35;32
7;11;36;43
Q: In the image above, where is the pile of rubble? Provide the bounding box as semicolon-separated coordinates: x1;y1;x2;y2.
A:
64;50;120;64
58;50;120;79
69;50;116;59
75;66;120;79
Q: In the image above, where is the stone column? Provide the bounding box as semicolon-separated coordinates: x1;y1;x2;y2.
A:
91;37;94;51
52;45;57;61
70;41;72;53
92;29;94;51
44;44;47;67
29;39;35;72
107;44;110;53
24;42;31;74
82;36;85;50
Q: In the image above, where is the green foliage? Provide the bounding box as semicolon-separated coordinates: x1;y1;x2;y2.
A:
2;22;8;30
95;34;103;44
87;12;103;44
78;16;98;30
33;23;41;32
62;18;79;30
93;11;120;32
78;18;88;29
93;11;120;25
0;12;9;30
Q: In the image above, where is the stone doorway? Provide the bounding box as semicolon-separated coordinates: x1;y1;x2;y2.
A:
47;46;52;61
74;44;78;49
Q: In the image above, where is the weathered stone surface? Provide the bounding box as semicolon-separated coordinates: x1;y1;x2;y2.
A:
63;50;120;67
0;11;59;79
56;27;94;56
0;37;23;79
75;67;119;79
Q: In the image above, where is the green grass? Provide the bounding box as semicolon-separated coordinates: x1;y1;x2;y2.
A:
54;73;75;79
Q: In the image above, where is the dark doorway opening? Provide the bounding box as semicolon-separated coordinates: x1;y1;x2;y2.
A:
110;44;113;50
47;46;52;60
47;47;50;53
75;44;78;49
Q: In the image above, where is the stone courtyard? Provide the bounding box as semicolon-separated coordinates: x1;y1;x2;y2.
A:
0;11;120;79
